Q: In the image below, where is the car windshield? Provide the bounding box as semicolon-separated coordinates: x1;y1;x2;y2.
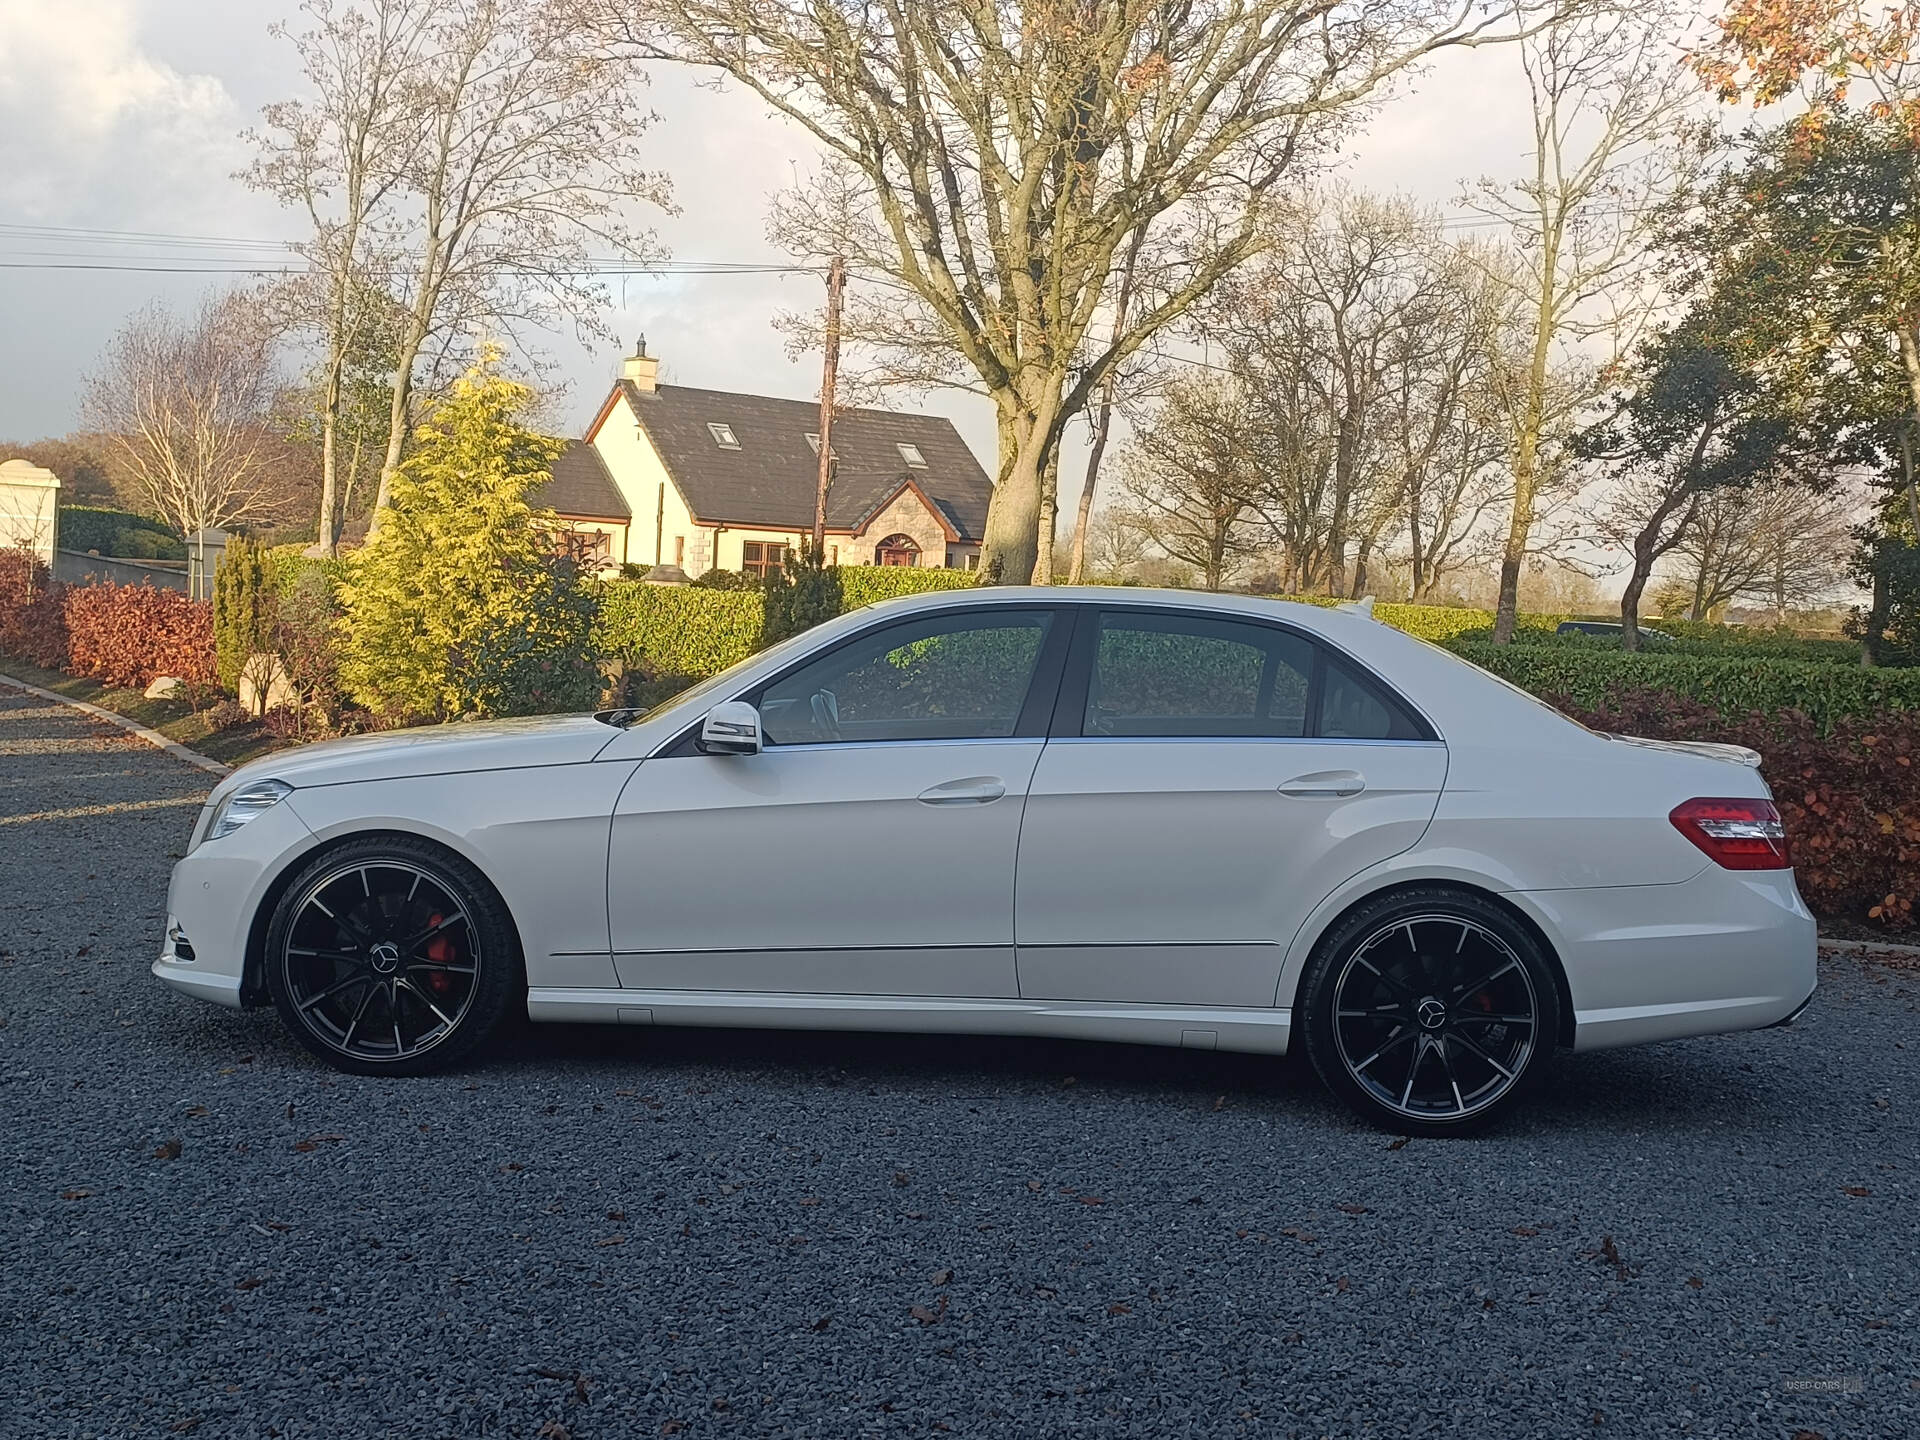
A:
595;624;831;728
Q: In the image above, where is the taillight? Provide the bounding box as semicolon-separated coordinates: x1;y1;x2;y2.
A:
1669;797;1791;870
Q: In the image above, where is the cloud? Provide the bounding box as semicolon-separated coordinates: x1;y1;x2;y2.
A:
0;0;242;224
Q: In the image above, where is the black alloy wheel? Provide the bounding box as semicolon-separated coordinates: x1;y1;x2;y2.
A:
265;837;521;1075
1301;888;1560;1135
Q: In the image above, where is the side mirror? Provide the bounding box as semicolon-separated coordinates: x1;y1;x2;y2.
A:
698;700;762;756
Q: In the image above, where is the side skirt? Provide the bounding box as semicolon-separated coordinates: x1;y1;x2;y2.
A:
525;987;1293;1057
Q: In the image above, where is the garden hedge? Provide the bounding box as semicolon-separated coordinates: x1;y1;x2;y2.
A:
1451;640;1920;730
56;506;185;560
595;581;765;679
838;564;978;608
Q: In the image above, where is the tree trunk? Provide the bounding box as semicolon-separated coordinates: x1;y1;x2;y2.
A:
980;375;1065;586
1067;234;1142;586
1032;448;1060;585
1863;546;1890;667
1619;542;1654;653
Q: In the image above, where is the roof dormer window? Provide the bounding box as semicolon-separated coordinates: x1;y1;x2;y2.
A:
897;442;928;468
708;422;741;450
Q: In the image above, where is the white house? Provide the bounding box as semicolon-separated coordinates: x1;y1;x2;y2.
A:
537;343;993;578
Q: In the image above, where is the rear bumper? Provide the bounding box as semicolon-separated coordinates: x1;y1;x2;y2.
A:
1512;866;1818;1051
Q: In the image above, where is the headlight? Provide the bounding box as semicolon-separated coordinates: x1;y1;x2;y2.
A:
205;779;293;842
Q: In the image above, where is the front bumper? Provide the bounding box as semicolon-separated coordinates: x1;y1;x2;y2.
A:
1515;864;1819;1051
152;797;314;1010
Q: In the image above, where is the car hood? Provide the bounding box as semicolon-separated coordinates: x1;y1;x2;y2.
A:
219;713;617;793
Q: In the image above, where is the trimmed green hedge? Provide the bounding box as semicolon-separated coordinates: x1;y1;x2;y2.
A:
1450;641;1920;729
596;580;764;678
261;545;349;601
838;564;978;608
57;506;184;560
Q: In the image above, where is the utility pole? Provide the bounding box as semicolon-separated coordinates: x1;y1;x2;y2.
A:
812;256;845;556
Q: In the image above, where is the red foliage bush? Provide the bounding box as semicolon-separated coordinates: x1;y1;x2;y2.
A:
61;581;215;688
0;548;71;669
1552;687;1920;932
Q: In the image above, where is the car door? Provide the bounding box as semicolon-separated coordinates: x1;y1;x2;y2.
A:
1013;606;1448;1008
608;606;1068;999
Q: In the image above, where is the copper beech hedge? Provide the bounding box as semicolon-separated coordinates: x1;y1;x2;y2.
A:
1555;688;1920;931
0;553;214;688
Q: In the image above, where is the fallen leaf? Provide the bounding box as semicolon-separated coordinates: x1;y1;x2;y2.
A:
169;1416;202;1434
1077;1194;1106;1206
810;1315;831;1333
1026;1180;1044;1192
1212;1095;1226;1111
1336;1202;1368;1215
233;1276;265;1291
1386;1136;1410;1151
909;1296;948;1325
1107;1302;1131;1316
929;1268;952;1286
596;1236;626;1247
1282;1330;1304;1344
183;1105;209;1118
606;1210;626;1222
1511;1226;1539;1237
154;1138;182;1161
892;1170;911;1187
798;1196;820;1207
1686;1276;1703;1289
1842;1186;1871;1197
533;1367;574;1381
573;1375;591;1405
659;1422;683;1436
1334;1276;1350;1293
61;1188;93;1200
535;1422;571;1440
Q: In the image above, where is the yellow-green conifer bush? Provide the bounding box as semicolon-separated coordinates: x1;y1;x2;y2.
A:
338;354;600;722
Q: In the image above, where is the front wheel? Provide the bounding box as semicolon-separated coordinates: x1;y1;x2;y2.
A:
1300;889;1560;1136
265;837;522;1076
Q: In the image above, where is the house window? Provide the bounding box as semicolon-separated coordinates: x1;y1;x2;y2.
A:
875;533;920;567
707;422;740;449
560;528;612;568
897;442;927;468
742;540;788;579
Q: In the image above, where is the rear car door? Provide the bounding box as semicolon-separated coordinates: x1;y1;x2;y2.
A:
1013;606;1448;1008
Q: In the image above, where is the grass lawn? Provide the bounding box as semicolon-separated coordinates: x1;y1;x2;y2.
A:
0;655;292;768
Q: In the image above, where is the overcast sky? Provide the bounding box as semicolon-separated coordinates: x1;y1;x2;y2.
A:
0;0;1700;505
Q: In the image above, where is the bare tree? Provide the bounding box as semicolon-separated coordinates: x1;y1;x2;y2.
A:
81;294;290;542
605;0;1571;584
256;0;673;534
246;0;431;556
1663;478;1860;621
1463;2;1698;641
1115;375;1276;590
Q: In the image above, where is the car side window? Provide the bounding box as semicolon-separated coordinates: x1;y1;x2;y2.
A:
1084;612;1314;738
1318;656;1424;740
759;610;1054;746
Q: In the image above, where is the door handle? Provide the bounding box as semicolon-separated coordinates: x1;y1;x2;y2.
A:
917;777;1007;805
1279;769;1366;798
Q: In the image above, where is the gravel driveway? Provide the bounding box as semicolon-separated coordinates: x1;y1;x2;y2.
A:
3;685;1916;1439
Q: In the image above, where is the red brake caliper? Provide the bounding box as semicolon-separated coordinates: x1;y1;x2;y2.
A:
424;913;455;993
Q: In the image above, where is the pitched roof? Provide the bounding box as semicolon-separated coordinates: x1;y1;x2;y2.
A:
605;381;993;540
535;440;629;521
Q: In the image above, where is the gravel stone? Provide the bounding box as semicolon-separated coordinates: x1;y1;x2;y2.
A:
3;687;1917;1437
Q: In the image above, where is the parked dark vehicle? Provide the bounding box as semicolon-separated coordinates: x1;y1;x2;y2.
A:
1556;620;1672;644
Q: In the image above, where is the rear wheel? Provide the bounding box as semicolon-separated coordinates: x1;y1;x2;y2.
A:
1300;888;1560;1136
265;837;521;1076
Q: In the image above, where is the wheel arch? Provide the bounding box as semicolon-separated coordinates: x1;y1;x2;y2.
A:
239;827;525;1008
1281;878;1576;1051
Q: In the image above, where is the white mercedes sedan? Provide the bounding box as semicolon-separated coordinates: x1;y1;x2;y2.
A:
155;587;1816;1133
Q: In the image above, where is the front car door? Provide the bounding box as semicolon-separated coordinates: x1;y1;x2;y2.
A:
1014;605;1448;1008
609;606;1069;999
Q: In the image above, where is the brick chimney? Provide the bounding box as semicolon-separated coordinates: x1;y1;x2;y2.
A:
621;334;659;393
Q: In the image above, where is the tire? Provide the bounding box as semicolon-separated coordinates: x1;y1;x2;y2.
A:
264;836;523;1076
1299;887;1560;1136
